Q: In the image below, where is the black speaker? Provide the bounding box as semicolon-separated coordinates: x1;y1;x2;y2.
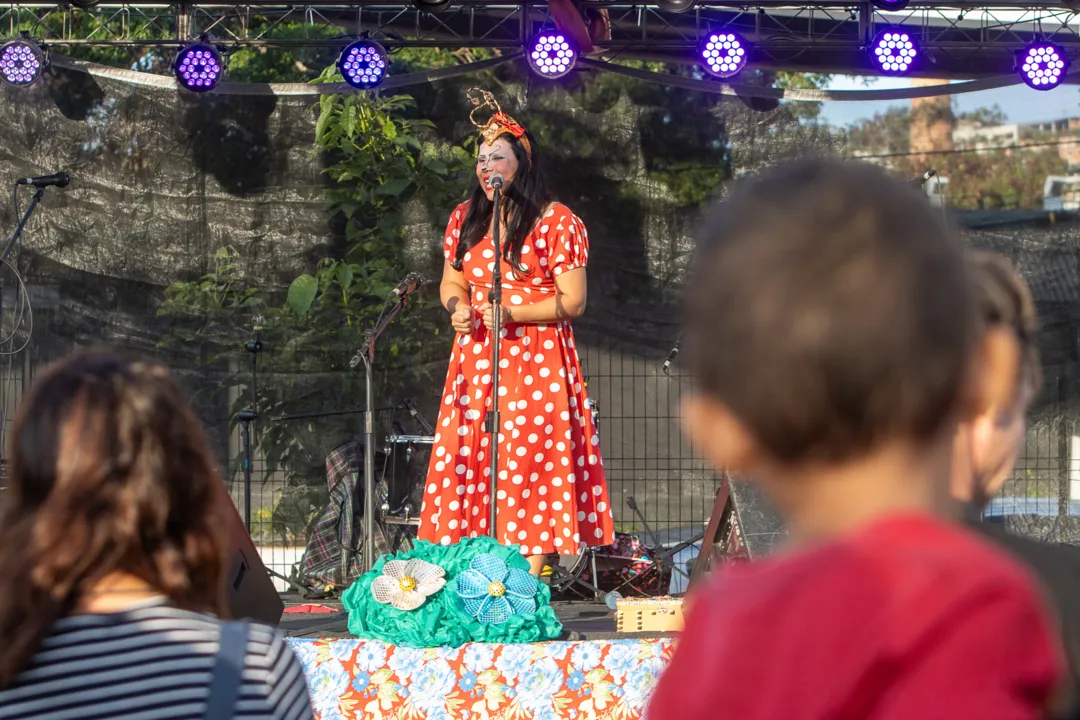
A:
221;493;284;627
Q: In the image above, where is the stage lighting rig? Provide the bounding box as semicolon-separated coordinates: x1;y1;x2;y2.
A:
1017;42;1068;90
174;42;223;92
411;0;453;12
337;39;389;89
872;0;910;11
0;39;44;87
698;31;749;79
656;0;697;13
870;29;918;75
527;31;578;79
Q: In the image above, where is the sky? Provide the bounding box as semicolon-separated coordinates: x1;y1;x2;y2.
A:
816;74;1080;129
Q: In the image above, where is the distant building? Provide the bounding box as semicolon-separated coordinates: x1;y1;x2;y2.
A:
954;116;1080;167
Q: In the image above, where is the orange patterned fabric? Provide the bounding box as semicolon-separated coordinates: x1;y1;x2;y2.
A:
289;636;675;720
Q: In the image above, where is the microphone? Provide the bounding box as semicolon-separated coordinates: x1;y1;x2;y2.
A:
909;169;937;188
245;316;264;354
16;172;71;188
389;272;425;299
662;335;681;375
488;173;505;191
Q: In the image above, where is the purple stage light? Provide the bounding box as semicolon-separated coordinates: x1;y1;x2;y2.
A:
527;31;577;79
173;43;223;92
1018;42;1069;91
698;32;748;79
338;40;388;89
0;40;44;87
871;30;918;75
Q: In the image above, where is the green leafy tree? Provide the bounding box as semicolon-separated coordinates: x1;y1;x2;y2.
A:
844;107;913;159
957;105;1008;127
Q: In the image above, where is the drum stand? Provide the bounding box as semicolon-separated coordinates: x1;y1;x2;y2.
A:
548;549;621;609
626;495;704;582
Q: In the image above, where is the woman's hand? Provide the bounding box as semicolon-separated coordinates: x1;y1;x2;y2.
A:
450;305;475;334
479;303;513;331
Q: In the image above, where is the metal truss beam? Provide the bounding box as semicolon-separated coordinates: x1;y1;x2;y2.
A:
0;3;1076;78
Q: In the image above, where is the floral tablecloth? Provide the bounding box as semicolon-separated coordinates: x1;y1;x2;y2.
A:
288;637;674;720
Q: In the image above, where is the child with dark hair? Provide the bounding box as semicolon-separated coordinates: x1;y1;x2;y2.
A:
953;250;1080;718
648;159;1063;719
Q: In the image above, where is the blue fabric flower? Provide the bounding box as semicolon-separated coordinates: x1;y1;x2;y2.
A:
456;553;538;623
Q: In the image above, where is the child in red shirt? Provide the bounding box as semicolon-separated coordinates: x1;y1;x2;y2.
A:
648;159;1063;720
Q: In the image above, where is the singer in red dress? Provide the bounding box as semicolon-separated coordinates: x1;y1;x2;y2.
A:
417;89;614;575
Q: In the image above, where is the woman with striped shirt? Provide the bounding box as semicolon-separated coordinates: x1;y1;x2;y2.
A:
0;350;313;720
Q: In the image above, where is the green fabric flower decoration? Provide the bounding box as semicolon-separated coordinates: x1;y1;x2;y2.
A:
341;536;562;648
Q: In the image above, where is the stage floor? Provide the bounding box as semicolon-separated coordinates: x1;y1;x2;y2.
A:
280;595;664;641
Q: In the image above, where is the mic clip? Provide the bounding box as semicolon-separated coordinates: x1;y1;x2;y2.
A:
662;336;681;376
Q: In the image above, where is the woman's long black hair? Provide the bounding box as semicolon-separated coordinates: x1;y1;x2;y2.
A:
453;130;554;275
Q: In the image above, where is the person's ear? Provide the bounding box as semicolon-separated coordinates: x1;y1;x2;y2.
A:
682;393;761;474
961;328;1020;423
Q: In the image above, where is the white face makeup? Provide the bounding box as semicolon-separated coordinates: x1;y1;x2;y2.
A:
476;137;520;201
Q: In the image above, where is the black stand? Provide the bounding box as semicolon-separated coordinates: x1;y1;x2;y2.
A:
352;298;407;572
0;186;45;331
2;186;44;264
237;324;263;533
626;495;703;582
484;185;506;539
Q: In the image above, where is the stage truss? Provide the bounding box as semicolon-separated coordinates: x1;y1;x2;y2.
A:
0;2;1077;77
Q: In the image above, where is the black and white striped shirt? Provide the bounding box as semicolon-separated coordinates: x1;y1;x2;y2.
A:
0;597;314;720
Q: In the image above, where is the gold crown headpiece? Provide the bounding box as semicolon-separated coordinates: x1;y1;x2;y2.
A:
468;88;532;165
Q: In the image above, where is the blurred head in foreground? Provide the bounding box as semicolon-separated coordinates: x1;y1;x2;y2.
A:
0;349;228;686
680;157;1019;540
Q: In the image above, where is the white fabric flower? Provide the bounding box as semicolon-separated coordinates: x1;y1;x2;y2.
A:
370;559;446;611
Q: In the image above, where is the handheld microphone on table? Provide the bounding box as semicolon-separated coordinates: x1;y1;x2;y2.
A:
389;272;426;299
16;172;71;188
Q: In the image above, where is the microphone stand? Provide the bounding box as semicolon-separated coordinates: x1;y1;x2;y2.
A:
237;323;263;533
2;185;45;263
0;185;46;334
351;296;408;573
486;181;506;540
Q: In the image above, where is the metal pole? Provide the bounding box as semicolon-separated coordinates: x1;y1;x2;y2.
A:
487;185;503;539
1;187;44;264
236;408;257;533
363;352;376;571
351;299;406;572
240;417;252;531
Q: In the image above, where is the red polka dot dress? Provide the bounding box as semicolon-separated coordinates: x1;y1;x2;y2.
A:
418;202;615;556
